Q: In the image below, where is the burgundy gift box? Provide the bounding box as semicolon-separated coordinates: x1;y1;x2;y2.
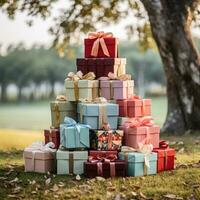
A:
84;160;126;178
44;128;60;149
76;58;126;79
84;37;118;58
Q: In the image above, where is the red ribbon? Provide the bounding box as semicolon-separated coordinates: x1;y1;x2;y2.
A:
159;140;169;149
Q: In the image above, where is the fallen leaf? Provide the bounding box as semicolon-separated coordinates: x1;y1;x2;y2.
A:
96;176;105;182
131;191;137;197
51;184;59;192
12;186;21;194
45;178;51;185
139;192;147;199
106;191;113;199
58;182;65;188
7;194;18;198
54;195;59;198
178;148;185;154
115;194;121;200
75;174;81;181
120;185;127;192
31;191;37;194
0;177;7;180
163;194;177;199
9;177;19;184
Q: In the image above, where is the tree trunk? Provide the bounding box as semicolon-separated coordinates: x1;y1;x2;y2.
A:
0;83;7;102
141;0;200;134
17;86;23;101
50;82;55;98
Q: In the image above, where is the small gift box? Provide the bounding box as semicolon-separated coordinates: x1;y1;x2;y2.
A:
84;154;126;178
23;142;56;173
84;32;118;58
120;117;160;149
119;151;157;177
153;141;175;172
99;74;134;100
44;128;60;149
60;117;90;149
65;72;98;101
56;149;88;175
77;98;119;130
76;58;126;79
117;96;151;118
97;130;123;151
50;95;77;128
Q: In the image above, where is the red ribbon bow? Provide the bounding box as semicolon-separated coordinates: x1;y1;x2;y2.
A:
159;140;169;149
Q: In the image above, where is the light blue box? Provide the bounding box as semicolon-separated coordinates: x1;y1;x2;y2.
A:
60;117;90;149
77;103;119;130
119;152;157;176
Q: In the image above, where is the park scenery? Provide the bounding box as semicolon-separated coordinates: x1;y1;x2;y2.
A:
0;1;200;200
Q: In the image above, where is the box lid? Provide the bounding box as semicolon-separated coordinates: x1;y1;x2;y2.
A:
24;149;55;160
153;148;175;158
100;80;127;88
78;80;99;88
127;125;160;135
56;149;88;160
84;37;117;45
119;152;157;162
127;99;151;107
50;101;76;111
77;103;119;116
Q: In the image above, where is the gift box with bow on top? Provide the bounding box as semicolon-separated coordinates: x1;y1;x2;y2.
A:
77;98;119;130
23;142;56;173
84;153;126;178
65;71;99;102
56;149;88;175
153;141;175;172
50;95;77;128
84;32;118;58
76;58;126;79
119;146;157;177
117;96;151;118
44;128;60;149
60;117;90;149
99;73;134;100
119;117;160;149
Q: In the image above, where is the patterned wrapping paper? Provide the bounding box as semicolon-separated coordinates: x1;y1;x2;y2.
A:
97;130;123;151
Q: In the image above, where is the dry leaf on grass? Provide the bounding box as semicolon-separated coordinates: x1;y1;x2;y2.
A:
31;191;37;194
75;174;81;181
58;182;65;188
96;176;105;182
9;177;19;184
45;178;51;185
131;191;137;197
139;192;147;199
178;148;185;154
115;194;121;200
51;184;59;192
163;194;183;199
12;186;21;194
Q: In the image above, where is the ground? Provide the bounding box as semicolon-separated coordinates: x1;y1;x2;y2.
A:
0;98;200;199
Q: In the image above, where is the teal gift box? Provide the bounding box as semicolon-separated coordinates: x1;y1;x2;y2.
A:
60;117;90;149
77;102;119;130
56;149;88;175
119;152;157;176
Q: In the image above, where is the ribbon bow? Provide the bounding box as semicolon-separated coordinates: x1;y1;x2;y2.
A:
61;117;91;148
88;31;113;57
56;95;66;101
159;140;169;149
99;73;131;81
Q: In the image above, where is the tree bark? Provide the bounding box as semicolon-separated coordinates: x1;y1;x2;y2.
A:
0;83;7;102
141;0;200;134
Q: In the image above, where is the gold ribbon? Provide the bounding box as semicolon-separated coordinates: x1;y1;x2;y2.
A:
164;150;168;170
88;31;113;57
66;71;96;101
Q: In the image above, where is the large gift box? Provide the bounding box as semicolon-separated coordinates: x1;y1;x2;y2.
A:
119;151;157;176
100;79;134;100
50;96;77;128
44;128;60;149
97;130;123;151
60;117;90;149
77;99;119;130
56;149;88;175
117;96;151;118
153;141;175;172
65;76;99;102
24;142;56;173
120;118;160;149
84;32;118;58
76;58;126;79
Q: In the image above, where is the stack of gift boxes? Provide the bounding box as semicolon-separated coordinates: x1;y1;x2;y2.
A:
23;32;175;178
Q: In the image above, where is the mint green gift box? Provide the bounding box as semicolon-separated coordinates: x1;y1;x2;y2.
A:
65;79;99;101
60;117;90;149
56;149;88;175
119;152;157;176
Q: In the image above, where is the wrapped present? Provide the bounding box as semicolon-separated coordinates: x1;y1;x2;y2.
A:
120;117;160;148
77;98;119;130
65;71;98;101
56;149;88;175
119;147;157;176
84;154;126;178
50;95;77;128
23;142;56;173
76;58;126;79
117;96;151;118
99;73;134;100
60;117;90;149
153;141;175;172
84;31;118;58
89;150;118;158
97;130;123;151
44;128;60;149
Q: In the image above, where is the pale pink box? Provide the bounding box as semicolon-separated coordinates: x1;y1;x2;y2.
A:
120;125;160;149
24;150;56;173
100;80;134;100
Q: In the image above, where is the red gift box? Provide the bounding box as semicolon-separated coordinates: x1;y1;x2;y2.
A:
44;128;60;149
76;58;126;79
117;97;151;118
84;32;118;58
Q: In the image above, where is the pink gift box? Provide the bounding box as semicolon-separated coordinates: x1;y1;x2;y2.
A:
100;80;134;100
120;125;160;149
24;150;56;173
